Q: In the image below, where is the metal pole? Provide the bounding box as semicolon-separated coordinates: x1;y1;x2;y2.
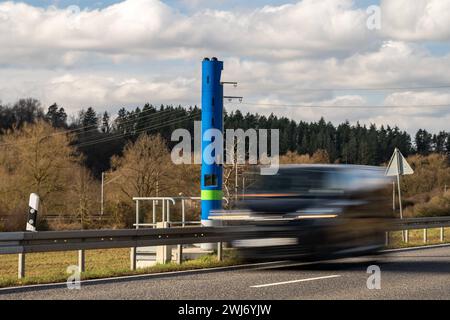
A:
235;162;238;202
177;244;183;265
18;253;25;279
131;200;138;272
162;199;165;223
130;247;137;271
167;200;170;223
423;229;428;244
181;199;185;227
152;200;156;226
78;250;85;273
392;181;396;212
405;230;409;243
395;148;403;220
397;174;403;220
217;242;223;261
135;200;139;229
396;172;406;241
101;172;104;216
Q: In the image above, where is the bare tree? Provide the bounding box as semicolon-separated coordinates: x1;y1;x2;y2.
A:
109;134;173;200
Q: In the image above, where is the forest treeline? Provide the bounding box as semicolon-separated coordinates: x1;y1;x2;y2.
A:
0;98;449;230
1;98;449;177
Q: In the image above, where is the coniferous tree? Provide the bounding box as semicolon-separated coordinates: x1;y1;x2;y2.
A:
101;111;110;133
80;107;99;131
446;133;450;157
432;131;447;154
415;129;433;155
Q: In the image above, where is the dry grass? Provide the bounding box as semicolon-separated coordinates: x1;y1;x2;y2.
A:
0;248;239;288
388;227;450;248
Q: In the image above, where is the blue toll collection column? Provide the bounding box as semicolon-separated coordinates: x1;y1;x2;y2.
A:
201;57;223;227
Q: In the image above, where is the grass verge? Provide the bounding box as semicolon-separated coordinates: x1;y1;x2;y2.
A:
0;248;240;289
387;227;450;249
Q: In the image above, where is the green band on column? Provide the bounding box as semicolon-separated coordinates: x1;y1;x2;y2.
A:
201;190;223;201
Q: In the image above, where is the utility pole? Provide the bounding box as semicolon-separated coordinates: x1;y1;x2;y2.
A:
235;161;238;202
222;82;242;206
101;172;105;216
100;172;121;217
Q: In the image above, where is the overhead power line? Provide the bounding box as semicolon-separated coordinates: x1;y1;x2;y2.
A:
285;85;450;92
47;105;192;138
73;112;201;149
232;102;450;109
0;107;196;148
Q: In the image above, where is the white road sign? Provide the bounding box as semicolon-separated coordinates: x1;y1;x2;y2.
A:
386;148;414;176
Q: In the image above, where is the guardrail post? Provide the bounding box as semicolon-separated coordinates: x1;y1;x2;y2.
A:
385;232;389;246
441;227;445;242
130;247;137;271
404;230;409;243
177;244;183;265
18;253;25;279
167;200;170;223
217;242;223;262
423;229;428;244
78;250;85;273
156;222;172;264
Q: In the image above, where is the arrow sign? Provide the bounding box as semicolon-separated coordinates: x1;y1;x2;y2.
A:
386;148;414;176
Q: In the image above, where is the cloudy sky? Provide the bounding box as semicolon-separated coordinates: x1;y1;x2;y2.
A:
0;0;449;134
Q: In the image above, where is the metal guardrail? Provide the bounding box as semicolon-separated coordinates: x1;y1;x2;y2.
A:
1;217;450;279
1;217;450;254
0;224;304;279
0;227;223;255
391;216;450;230
0;224;314;255
385;216;450;246
0;226;234;279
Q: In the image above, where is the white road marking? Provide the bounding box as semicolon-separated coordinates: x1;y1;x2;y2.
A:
0;260;291;293
382;243;450;253
251;275;341;288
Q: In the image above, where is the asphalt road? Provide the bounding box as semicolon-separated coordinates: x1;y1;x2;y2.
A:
1;245;450;300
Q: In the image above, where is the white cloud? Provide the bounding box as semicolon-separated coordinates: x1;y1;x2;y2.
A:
0;0;450;134
0;69;198;113
0;0;448;66
223;42;450;103
381;0;450;41
0;0;375;65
